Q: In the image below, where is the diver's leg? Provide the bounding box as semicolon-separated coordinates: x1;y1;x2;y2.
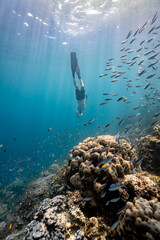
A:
71;52;77;78
76;65;81;80
80;79;84;88
71;52;81;79
73;78;78;89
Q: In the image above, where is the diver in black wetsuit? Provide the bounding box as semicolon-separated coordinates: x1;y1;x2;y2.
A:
71;52;87;117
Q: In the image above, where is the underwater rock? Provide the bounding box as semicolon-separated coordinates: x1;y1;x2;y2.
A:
137;125;160;176
117;197;160;240
67;135;139;208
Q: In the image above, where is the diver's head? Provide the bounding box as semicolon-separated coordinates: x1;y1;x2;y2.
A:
77;111;83;118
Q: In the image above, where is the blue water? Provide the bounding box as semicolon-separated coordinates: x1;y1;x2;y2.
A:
0;0;160;194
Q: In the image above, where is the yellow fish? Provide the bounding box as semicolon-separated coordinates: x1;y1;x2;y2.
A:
101;164;108;168
15;229;18;234
9;224;12;230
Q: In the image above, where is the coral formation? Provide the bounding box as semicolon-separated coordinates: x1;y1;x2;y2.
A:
73;230;84;240
137;124;160;175
6;195;86;240
66;135;139;208
123;172;160;201
117;197;160;240
14;173;56;224
4;134;160;240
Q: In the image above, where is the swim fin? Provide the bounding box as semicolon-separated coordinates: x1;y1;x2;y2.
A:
71;52;81;79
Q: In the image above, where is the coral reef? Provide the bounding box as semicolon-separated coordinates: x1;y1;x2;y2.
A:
0;165;60;240
4;134;160;240
66;135;139;209
117;197;160;240
137;124;160;175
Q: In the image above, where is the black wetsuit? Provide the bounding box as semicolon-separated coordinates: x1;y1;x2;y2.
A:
71;52;85;100
75;87;85;101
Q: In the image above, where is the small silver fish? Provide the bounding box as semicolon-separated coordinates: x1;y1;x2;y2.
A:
83;197;93;201
117;205;126;215
81;175;85;180
88;234;103;239
110;220;120;230
121;39;127;44
111;170;117;175
71;205;79;211
54;184;61;188
101;192;106;198
106;201;110;206
110;197;120;203
86;160;92;166
118;117;125;126
130;38;137;44
109;183;124;191
93;177;98;184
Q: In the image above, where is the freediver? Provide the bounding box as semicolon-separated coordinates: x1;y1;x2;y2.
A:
71;52;87;117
